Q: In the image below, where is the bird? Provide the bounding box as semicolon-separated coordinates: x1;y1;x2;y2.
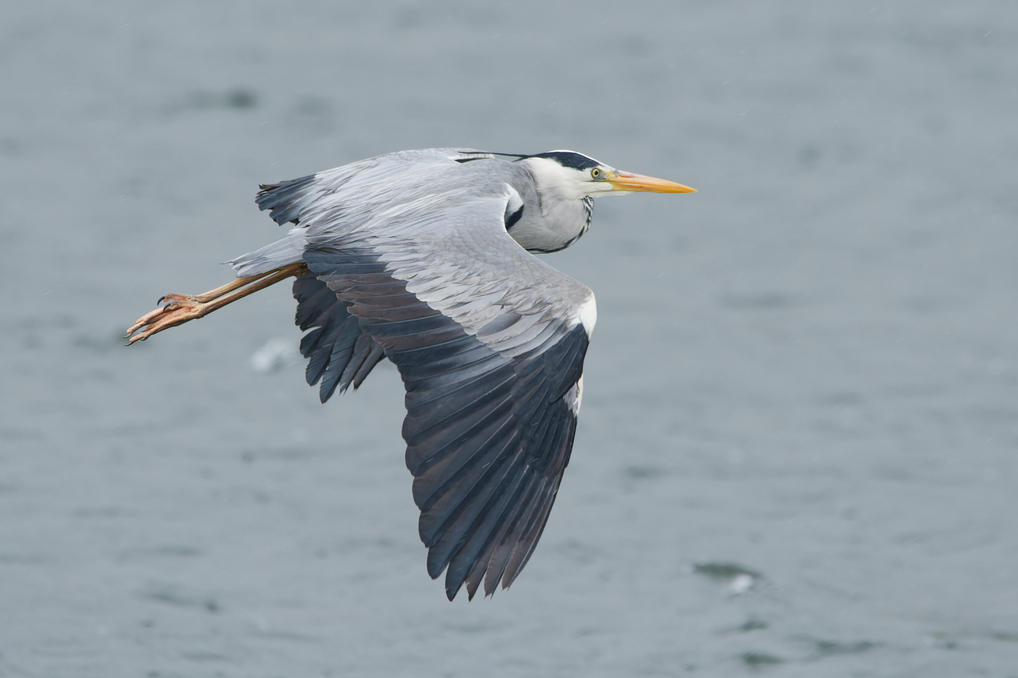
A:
127;148;695;600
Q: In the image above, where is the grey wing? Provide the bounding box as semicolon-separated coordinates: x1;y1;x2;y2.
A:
230;147;498;278
232;149;497;402
284;180;596;600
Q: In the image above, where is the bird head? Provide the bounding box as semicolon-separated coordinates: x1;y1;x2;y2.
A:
520;150;696;201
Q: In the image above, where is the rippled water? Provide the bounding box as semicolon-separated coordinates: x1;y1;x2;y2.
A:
2;2;1017;676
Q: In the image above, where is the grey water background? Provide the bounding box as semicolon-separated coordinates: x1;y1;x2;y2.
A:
2;1;1016;676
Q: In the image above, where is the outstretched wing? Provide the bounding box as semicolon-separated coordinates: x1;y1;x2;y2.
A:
252;153;596;599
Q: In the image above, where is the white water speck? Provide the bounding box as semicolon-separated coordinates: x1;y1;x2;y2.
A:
251;338;301;373
730;574;754;594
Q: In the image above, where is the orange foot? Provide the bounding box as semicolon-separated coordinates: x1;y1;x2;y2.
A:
125;262;308;345
126;294;213;343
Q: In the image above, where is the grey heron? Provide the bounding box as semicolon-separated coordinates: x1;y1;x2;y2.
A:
127;148;695;600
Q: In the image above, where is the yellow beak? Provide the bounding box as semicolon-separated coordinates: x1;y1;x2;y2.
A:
607;170;696;193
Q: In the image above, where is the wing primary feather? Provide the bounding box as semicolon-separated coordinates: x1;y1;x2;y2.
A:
483;477;548;595
425;431;523;586
454;451;550;599
443;458;531;600
403;367;517;435
419;420;520;553
407;390;517;496
501;482;561;589
404;369;516;450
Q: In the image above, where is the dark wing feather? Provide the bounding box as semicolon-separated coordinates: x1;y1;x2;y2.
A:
257;174;318;225
304;245;589;600
292;272;384;402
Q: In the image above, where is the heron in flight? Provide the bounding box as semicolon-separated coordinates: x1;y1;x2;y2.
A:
127;148;695;600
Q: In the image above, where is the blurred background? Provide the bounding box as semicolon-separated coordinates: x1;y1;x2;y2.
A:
2;1;1016;676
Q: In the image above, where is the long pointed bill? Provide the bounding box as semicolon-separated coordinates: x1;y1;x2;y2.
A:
607;170;696;193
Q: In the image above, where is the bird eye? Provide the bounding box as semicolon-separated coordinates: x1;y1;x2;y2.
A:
590;168;601;179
